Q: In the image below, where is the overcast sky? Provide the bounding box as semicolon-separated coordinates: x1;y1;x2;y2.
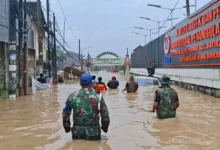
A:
41;0;212;58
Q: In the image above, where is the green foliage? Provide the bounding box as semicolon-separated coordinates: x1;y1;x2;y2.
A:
56;46;66;62
46;45;66;62
120;65;126;73
0;89;6;96
0;79;6;96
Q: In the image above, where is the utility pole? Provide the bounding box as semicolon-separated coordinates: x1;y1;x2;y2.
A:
18;0;24;96
37;0;43;73
186;0;190;16
8;0;17;99
63;18;66;50
79;39;83;71
195;0;197;11
53;13;57;84
79;39;80;61
144;35;146;45
23;0;28;95
62;18;66;69
46;0;51;78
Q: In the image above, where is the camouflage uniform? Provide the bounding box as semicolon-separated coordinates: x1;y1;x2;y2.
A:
62;89;110;140
154;86;179;119
125;81;138;93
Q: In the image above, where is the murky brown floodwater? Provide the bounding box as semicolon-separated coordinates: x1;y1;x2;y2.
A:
0;71;220;150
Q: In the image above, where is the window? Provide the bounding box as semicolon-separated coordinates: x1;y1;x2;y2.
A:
136;78;159;86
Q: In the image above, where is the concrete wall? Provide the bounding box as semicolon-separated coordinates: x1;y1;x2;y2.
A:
154;69;220;89
42;37;46;61
0;0;9;42
130;68;220;90
33;23;39;60
130;68;148;76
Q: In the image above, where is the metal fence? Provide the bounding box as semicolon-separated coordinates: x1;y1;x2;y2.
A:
131;34;165;68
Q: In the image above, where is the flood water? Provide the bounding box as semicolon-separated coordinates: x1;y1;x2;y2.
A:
0;71;220;150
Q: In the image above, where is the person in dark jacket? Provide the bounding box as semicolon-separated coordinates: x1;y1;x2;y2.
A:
37;73;46;83
107;76;119;89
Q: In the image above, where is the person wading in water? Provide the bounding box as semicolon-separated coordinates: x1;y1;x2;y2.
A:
122;76;138;93
62;73;110;140
94;77;107;93
151;75;180;119
37;73;46;84
107;75;119;89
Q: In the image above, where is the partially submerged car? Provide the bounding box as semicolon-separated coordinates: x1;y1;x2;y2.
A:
134;76;160;86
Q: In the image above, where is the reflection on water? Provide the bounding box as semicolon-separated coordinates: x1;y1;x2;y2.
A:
0;71;220;150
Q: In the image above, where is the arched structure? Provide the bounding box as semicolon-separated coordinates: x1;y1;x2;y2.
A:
92;51;124;70
96;51;120;59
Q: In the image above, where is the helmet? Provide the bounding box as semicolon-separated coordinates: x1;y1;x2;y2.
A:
160;75;170;85
80;73;92;86
112;75;116;79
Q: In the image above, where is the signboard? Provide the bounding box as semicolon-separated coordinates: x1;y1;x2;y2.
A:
165;0;220;68
93;58;124;65
164;35;171;54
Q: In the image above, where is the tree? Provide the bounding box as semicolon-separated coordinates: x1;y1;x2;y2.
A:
46;45;66;62
56;46;66;62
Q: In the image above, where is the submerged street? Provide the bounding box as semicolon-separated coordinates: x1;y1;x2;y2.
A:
0;71;220;150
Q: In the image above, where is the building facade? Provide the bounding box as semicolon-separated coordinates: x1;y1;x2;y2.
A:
131;0;220;69
0;0;9;95
0;0;46;97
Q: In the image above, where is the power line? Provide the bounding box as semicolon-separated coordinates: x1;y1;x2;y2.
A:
15;2;81;64
56;0;92;50
152;0;181;39
54;19;82;63
0;24;8;28
55;22;71;48
57;0;78;40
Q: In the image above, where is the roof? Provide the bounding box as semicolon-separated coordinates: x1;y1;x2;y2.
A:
26;1;46;26
133;45;143;52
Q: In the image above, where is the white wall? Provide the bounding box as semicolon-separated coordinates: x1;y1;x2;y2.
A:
32;23;39;60
154;69;220;89
130;68;220;89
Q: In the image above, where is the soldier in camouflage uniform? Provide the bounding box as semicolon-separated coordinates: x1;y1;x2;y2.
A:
151;75;180;119
62;73;110;140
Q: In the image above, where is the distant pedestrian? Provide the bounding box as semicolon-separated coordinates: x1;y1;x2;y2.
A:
107;75;119;89
62;73;110;140
151;75;180;119
37;73;46;84
92;75;96;88
122;76;138;93
58;74;64;83
94;77;107;93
